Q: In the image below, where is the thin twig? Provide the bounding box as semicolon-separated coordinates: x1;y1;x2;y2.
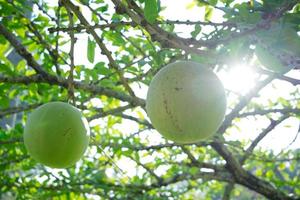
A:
55;1;62;75
240;115;290;164
87;104;132;121
48;22;135;33
217;76;275;135
165;20;236;27
65;5;76;105
62;0;137;100
91;137;131;179
114;113;153;128
239;108;300;118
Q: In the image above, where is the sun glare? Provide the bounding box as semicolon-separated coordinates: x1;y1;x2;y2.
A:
220;65;257;95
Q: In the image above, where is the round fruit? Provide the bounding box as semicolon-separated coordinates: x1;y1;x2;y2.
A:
255;45;293;74
255;22;299;73
24;102;90;168
146;61;227;144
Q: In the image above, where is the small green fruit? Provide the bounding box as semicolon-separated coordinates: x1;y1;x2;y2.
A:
24;102;90;168
146;61;227;144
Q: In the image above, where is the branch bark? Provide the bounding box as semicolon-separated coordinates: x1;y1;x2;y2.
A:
0;75;145;106
0;23;48;76
211;139;295;200
0;103;41;118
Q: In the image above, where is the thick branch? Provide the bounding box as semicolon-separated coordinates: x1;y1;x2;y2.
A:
151;170;233;188
0;23;48;76
111;0;210;54
211;139;294;200
0;103;41;118
222;183;235;200
0;75;145;106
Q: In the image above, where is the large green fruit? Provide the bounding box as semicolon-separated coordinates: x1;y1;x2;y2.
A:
255;22;299;73
255;45;293;74
146;61;227;144
24;102;90;168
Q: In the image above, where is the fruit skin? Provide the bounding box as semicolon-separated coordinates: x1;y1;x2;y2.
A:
146;61;227;144
255;45;293;74
24;102;90;168
255;22;299;73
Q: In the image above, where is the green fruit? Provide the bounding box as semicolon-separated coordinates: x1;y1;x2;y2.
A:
24;102;90;168
146;61;227;144
255;45;293;74
255;22;299;73
275;26;300;55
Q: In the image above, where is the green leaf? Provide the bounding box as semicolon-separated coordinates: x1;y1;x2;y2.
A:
103;31;125;46
96;5;108;12
186;1;197;9
220;0;234;6
16;60;26;72
191;24;202;38
0;63;14;76
208;0;218;6
0;93;10;108
235;3;260;24
144;0;158;23
87;37;96;63
91;13;99;24
95;62;111;75
205;6;213;21
100;79;115;88
266;170;273;178
0;35;6;44
190;167;199;175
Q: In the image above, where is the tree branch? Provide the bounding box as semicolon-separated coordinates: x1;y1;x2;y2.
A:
0;23;48;76
240;115;290;164
211;138;295;200
0;74;145;106
111;0;211;55
239;108;300;118
128;155;163;184
115;113;153;128
217;76;275;135
88;104;132;121
0;103;41;118
151;170;233;188
48;22;136;33
222;183;235;200
0;138;23;145
61;0;136;99
65;4;76;104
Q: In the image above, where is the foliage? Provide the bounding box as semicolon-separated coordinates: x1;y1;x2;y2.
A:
0;0;300;199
